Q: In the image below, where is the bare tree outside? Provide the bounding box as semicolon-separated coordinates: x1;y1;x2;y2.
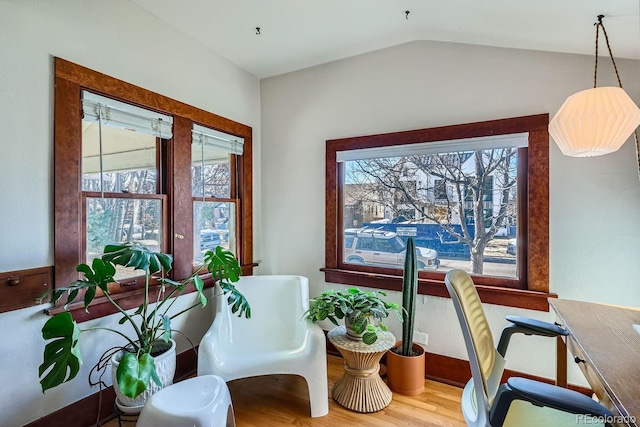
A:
84;169;160;258
345;148;517;274
82;161;236;278
191;162;231;199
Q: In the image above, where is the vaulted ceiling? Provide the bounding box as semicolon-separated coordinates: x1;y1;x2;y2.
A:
130;0;640;78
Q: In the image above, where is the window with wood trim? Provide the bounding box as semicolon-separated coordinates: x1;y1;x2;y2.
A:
53;58;254;321
324;115;553;311
81;91;171;293
191;124;243;264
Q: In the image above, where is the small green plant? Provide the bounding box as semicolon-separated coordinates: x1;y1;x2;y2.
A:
304;287;402;345
400;237;418;356
38;242;250;400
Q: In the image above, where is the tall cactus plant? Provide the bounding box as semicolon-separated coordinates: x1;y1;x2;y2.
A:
401;237;418;356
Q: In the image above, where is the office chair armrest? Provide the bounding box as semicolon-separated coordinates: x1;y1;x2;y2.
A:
506;315;568;336
497;315;568;357
489;377;613;427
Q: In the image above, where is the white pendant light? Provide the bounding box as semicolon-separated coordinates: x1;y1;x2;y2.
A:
549;87;640;157
549;15;640;158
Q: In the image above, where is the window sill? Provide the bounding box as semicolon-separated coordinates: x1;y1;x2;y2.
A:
321;268;556;312
46;263;257;322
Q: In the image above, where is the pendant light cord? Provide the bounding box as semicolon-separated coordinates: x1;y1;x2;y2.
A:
594;15;640;179
593;15;624;89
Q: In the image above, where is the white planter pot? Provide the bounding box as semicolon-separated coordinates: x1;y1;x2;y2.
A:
111;339;176;409
345;315;373;341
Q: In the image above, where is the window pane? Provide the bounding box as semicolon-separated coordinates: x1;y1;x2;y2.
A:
82;121;157;194
191;143;231;198
193;201;236;263
86;197;162;280
343;148;518;278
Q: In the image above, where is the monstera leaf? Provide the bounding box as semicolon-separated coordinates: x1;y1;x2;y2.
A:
116;352;161;399
102;242;172;275
204;246;250;319
204;246;240;283
39;312;82;392
161;315;171;342
219;279;251;319
37;241;249;399
40;258;116;310
193;275;207;307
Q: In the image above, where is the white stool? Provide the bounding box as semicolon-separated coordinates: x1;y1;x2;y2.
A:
136;375;235;427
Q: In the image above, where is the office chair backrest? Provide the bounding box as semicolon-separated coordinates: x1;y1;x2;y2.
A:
446;269;510;426
446;270;496;394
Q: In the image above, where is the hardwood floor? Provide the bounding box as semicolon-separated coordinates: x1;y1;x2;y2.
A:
103;355;465;426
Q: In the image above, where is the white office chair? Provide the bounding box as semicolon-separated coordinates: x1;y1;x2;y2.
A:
444;269;612;427
198;275;329;418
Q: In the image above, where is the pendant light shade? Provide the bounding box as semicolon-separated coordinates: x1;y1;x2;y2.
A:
549;87;640;157
549;15;640;161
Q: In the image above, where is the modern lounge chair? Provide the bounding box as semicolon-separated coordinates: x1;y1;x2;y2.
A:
198;275;329;418
444;269;612;427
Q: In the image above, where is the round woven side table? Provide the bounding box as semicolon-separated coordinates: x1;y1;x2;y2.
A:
328;325;395;413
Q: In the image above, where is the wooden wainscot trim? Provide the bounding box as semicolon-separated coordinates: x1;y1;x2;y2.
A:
324;329;591;395
423;351;592;397
0;266;53;313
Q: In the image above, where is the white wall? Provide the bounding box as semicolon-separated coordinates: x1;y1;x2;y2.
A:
260;41;640;385
0;1;261;425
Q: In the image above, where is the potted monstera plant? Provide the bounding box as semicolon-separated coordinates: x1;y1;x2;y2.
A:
38;242;250;408
304;287;401;344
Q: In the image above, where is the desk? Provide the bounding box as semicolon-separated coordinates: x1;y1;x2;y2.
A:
550;299;640;426
327;326;395;413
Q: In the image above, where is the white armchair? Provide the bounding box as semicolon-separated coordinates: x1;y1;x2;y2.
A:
198;275;329;418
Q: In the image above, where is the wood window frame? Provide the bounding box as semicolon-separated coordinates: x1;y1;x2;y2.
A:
323;114;554;311
52;58;254;322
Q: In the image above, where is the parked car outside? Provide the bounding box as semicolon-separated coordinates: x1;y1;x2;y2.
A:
199;229;222;251
344;228;439;270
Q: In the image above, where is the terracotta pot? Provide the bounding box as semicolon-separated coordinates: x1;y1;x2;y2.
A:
385;341;425;396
